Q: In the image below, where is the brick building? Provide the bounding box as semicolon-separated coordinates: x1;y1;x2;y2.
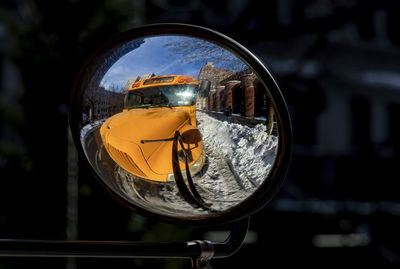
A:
198;63;273;119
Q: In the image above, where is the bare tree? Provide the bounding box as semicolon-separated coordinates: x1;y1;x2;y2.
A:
163;36;248;72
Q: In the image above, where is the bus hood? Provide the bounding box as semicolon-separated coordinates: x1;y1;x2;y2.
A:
101;107;189;163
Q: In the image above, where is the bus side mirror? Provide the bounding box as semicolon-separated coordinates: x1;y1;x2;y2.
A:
181;129;202;144
69;23;292;226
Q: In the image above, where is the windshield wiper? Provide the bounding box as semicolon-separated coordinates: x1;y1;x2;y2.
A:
126;104;151;109
150;104;174;109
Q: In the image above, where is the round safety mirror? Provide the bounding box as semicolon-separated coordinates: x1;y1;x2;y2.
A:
69;24;292;225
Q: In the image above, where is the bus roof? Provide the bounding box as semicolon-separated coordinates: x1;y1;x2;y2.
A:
128;75;199;91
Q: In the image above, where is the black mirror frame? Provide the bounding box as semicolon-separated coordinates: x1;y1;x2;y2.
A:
69;23;292;226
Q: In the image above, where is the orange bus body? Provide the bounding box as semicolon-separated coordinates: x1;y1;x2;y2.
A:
100;75;205;183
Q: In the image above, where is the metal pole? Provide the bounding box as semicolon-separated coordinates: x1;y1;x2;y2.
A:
0;240;200;258
0;217;249;259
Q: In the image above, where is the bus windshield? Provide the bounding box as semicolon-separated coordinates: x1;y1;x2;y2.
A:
124;84;198;109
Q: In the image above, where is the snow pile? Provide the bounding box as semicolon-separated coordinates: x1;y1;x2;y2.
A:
80;119;106;145
197;111;277;189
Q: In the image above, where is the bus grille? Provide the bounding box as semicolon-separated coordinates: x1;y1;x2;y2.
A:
107;144;147;178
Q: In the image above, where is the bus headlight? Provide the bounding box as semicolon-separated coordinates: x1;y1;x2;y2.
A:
166;152;205;182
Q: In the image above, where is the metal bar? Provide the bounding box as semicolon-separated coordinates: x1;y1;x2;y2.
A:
0;240;200;258
0;217;249;259
172;131;204;208
213;217;249;258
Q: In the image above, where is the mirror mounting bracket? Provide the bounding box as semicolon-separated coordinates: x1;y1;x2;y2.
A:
0;217;249;261
190;240;214;269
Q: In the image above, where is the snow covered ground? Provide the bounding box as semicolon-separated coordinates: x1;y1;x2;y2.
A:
197;111;277;189
80;111;278;217
79;119;105;146
188;111;278;212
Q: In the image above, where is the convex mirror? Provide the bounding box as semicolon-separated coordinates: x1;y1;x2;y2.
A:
69;24;292;225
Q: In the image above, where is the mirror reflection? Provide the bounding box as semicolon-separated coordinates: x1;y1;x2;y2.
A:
78;35;278;217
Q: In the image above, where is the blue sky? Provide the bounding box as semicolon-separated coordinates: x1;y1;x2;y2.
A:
100;36;211;92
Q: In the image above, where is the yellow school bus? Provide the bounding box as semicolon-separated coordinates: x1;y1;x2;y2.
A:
100;75;205;183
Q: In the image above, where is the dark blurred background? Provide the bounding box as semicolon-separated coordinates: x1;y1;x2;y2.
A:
0;0;399;268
